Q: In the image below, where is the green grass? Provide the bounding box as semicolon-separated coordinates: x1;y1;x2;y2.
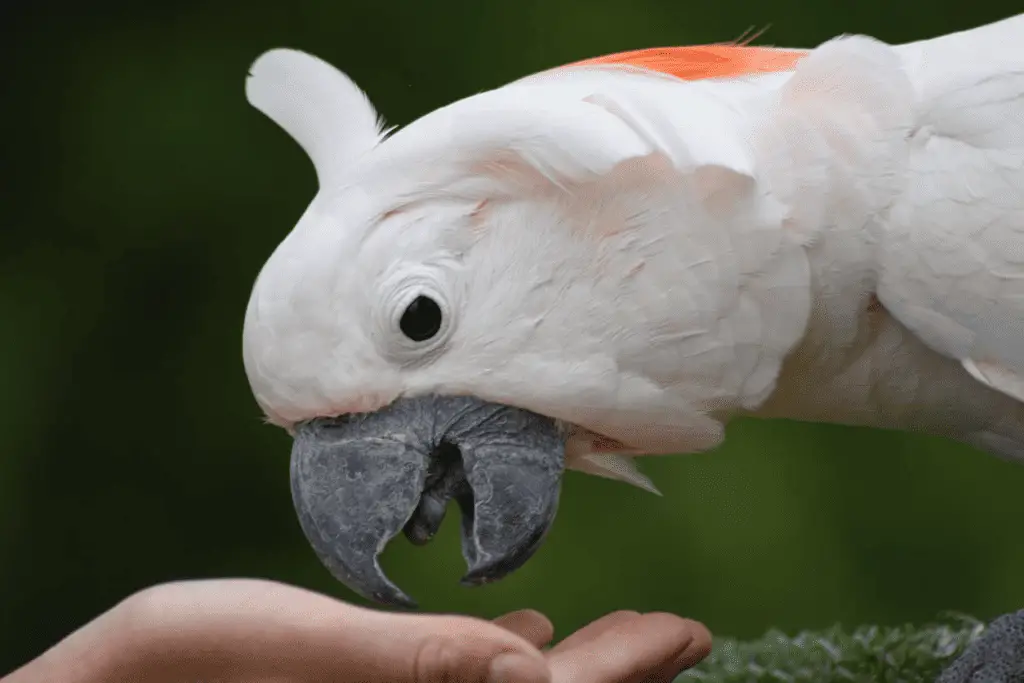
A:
676;614;985;683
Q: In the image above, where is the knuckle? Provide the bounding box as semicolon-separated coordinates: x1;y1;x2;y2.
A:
600;609;642;629
639;612;688;633
608;609;642;620
412;630;490;683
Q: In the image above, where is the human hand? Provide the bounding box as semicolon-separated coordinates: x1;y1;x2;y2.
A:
4;578;711;683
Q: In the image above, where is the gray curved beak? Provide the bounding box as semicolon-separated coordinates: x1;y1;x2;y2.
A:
289;395;565;608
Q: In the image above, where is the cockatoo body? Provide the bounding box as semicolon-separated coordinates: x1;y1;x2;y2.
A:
241;13;1024;682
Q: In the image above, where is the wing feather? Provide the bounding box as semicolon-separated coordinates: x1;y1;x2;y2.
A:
878;14;1024;404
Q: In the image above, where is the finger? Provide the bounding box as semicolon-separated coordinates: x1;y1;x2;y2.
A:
639;617;711;682
547;611;640;654
666;618;711;670
118;578;551;683
545;612;711;683
493;610;555;649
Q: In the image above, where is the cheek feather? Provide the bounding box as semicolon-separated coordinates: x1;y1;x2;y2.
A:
268;393;399;430
336;392;399;416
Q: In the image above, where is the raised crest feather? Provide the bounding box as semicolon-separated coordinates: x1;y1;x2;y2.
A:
246;48;386;188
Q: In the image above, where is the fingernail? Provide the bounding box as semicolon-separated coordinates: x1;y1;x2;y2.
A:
487;653;548;683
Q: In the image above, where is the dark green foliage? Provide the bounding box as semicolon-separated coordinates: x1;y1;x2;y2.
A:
679;616;984;683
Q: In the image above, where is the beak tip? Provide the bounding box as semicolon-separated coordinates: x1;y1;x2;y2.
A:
458;572;484;587
314;549;421;610
370;588;419;610
459;554;526;587
458;573;493;588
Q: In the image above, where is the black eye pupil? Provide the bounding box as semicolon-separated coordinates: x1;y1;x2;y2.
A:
399;295;443;342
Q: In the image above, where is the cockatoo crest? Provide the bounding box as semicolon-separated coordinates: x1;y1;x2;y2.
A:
245;48;388;189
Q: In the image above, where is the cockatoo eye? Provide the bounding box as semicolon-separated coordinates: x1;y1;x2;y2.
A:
377;275;455;364
399;295;443;342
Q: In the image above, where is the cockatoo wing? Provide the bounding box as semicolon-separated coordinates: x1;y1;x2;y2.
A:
878;14;1024;405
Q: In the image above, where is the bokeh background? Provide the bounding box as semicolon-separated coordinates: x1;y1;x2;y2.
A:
4;0;1024;673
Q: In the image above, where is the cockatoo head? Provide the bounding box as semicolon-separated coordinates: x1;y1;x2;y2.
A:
242;48;788;606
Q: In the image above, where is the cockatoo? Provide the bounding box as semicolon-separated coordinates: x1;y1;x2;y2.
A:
241;12;1024;682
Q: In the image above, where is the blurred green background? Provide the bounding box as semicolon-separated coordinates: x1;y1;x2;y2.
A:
4;0;1024;673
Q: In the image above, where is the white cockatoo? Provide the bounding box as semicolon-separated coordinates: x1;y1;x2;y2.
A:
240;12;1024;681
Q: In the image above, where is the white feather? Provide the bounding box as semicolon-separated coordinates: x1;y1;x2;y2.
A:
246;48;385;188
877;14;1024;407
750;14;1024;463
574;454;662;495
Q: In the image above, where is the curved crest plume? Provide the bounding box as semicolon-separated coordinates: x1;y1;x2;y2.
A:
245;48;388;188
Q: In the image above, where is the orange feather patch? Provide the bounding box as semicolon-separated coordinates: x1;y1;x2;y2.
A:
567;44;808;81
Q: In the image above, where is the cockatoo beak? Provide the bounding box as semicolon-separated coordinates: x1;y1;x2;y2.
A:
289;394;565;607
